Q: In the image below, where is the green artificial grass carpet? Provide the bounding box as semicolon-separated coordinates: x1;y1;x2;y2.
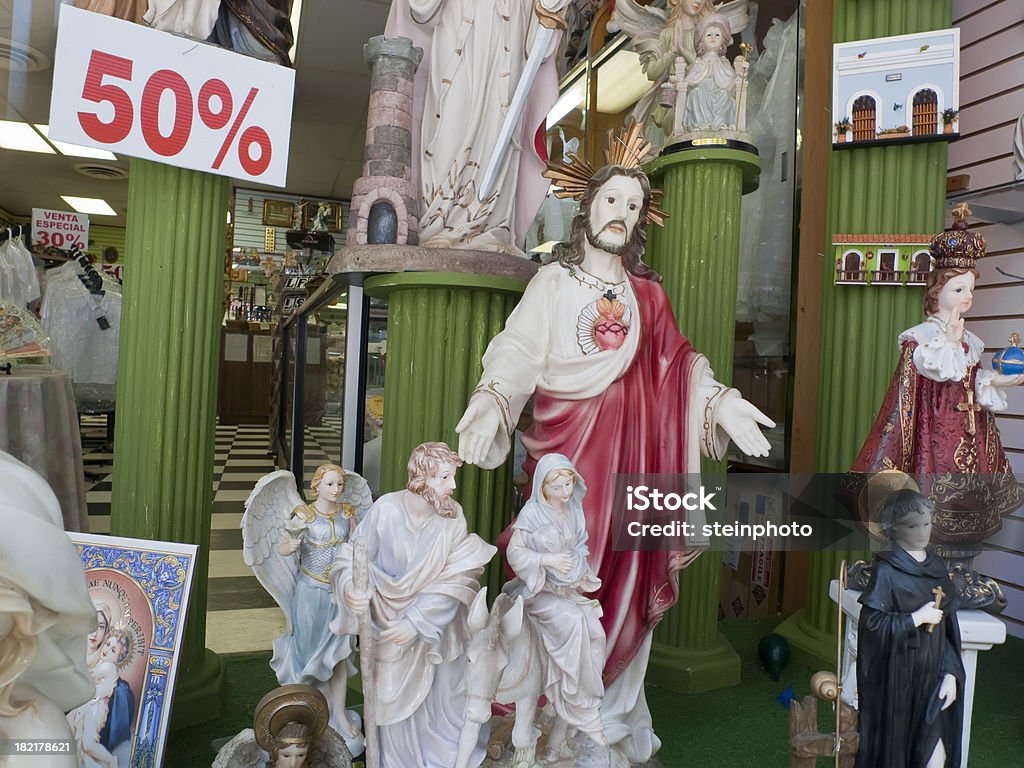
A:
165;618;1023;767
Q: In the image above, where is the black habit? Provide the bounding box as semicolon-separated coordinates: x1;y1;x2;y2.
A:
856;548;965;768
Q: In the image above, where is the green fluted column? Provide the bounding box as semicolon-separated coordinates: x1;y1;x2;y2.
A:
774;0;951;670
643;147;759;692
364;271;525;595
111;159;228;728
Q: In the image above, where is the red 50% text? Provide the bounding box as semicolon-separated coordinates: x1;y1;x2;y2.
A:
77;50;272;177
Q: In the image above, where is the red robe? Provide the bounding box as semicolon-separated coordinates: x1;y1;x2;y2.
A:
851;340;1022;543
499;275;702;683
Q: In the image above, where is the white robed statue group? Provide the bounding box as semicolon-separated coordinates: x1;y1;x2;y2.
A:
242;445;622;768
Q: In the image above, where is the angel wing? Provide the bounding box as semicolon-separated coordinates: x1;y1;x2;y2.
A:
338;469;374;525
242;471;304;629
717;0;751;35
609;0;667;71
212;730;269;768
309;728;352;766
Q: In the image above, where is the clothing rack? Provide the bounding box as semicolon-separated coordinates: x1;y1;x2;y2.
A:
0;224;29;245
67;244;106;296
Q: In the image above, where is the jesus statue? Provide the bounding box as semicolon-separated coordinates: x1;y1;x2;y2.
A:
456;142;773;763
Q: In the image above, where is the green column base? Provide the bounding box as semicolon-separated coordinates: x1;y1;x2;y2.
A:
169;648;225;730
773;608;837;670
648;632;741;693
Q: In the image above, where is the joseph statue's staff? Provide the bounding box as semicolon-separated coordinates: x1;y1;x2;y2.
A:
353;538;378;768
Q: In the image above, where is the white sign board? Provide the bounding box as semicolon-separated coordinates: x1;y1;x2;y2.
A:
49;5;295;187
31;208;89;251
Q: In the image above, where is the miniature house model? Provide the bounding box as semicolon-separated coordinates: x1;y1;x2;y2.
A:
832;29;960;146
832;234;933;286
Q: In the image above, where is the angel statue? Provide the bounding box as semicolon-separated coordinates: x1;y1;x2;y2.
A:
213;684;353;768
242;464;373;757
611;0;749;147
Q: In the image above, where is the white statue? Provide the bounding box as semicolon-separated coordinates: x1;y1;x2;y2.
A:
385;0;572;254
331;442;497;768
242;464;373;756
456;141;773;763
457;454;608;767
0;451;96;768
611;0;749;147
671;14;750;138
505;454;606;759
213;684;352;768
142;0;221;39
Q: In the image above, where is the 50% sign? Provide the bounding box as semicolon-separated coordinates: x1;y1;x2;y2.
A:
49;5;295;186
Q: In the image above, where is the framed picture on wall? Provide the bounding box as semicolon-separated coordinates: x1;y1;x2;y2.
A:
262;199;295;228
67;532;198;768
302;201;344;232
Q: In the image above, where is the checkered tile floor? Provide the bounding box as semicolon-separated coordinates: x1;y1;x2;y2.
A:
81;416;343;655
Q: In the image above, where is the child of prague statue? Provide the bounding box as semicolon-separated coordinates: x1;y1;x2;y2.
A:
847;203;1024;611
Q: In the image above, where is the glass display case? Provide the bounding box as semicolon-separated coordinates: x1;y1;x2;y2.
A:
276;274;386;493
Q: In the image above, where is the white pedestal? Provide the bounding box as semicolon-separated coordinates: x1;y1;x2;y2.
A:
829;580;1007;767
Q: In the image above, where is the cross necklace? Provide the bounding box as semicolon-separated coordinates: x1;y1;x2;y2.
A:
955;378;981;436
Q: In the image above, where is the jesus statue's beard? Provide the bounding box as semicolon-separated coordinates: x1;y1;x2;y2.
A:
586;220;629;255
419;486;460;518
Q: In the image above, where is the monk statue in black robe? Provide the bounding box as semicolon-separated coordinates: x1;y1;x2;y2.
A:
857;489;965;768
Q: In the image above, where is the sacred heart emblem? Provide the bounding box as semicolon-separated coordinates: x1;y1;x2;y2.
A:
593;296;628;350
576;293;632;355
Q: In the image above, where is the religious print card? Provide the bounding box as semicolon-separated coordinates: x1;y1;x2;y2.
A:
66;532;198;768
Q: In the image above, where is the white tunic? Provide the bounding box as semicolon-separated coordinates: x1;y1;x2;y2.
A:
900;319;1006;411
331;493;496;768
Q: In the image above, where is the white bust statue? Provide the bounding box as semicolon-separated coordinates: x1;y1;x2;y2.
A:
0;451;96;768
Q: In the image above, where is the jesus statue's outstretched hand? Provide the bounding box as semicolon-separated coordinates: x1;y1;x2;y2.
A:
716;396;775;457
455;397;502;466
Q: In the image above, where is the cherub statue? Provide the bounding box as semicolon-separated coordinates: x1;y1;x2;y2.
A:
856;488;964;768
671;14;751;138
243;464;373;756
611;0;749;146
331;442;497;768
213;684;352;768
0;451;96;768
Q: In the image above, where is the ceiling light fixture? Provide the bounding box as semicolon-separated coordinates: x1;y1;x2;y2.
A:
0;120;55;153
35;125;117;160
61;196;117;216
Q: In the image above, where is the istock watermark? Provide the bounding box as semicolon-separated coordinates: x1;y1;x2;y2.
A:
610;473;886;552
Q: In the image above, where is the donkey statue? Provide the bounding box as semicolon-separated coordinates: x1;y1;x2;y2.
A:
454;588;608;768
454;588;539;768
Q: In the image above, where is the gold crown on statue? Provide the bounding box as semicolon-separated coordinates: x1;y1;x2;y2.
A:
543;121;668;226
930;203;987;269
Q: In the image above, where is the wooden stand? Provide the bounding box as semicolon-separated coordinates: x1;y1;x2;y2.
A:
789;696;858;767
